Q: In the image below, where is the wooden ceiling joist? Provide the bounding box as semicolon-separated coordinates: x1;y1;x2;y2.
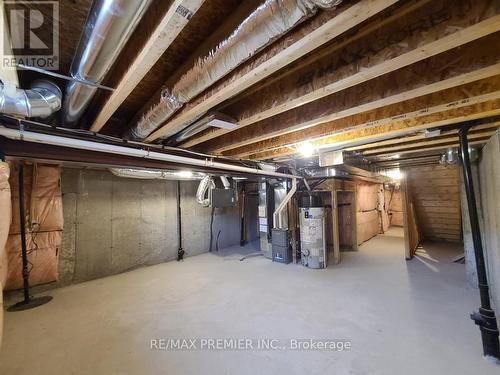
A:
185;0;500;150
216;60;500;156
345;123;500;152
362;130;496;155
89;0;206;133
248;99;500;160
180;0;436;148
370;139;489;158
226;75;500;159
143;0;399;142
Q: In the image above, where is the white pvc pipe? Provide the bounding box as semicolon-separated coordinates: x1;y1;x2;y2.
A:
0;126;300;179
273;177;297;229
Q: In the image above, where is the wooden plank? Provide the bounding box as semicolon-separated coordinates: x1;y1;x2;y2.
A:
90;0;206;132
344;124;499;153
248;100;500;160
204;19;500;153
227;79;500;159
144;0;399;142
421;222;462;230
363;131;495;155
416;200;460;208
193;9;500;150
372;139;488;157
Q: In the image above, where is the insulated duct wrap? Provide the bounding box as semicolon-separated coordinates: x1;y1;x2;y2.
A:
109;168;205;180
196;176;215;206
131;0;342;140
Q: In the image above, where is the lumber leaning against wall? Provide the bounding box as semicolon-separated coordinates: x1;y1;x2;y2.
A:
0;161;12;347
4;162;63;290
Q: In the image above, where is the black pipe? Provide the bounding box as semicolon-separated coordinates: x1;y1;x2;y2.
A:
176;180;184;261
7;163;53;312
458;123;500;359
240;190;246;246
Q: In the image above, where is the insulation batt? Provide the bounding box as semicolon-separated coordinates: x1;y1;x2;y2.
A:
132;0;342;140
0;162;11;348
4;231;61;290
0;162;10;287
4;162;63;291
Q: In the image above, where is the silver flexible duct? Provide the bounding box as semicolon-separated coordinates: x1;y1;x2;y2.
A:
196;176;215;206
130;0;342;140
0;79;62;118
62;0;152;127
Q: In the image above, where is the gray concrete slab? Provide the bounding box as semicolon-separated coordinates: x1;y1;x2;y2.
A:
1;233;497;375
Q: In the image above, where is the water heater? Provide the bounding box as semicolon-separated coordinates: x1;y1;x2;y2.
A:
299;194;326;269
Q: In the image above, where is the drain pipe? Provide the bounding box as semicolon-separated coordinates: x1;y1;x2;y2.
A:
62;0;152;126
176;180;185;261
273;178;297;229
458;123;500;360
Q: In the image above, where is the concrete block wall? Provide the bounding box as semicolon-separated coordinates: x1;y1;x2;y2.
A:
33;168;241;289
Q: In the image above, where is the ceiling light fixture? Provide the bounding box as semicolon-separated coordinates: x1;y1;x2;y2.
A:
298;141;316;157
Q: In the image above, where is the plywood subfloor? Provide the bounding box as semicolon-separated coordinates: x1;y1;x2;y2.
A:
0;234;496;374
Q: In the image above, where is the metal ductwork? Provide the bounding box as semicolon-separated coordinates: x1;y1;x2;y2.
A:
62;0;152;127
196;176;216;206
109;168;205;180
0;79;62;118
129;0;343;141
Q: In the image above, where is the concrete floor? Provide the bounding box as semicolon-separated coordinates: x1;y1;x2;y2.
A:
1;230;498;374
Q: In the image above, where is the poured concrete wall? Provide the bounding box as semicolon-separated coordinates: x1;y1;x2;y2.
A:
40;168;240;289
462;131;500;324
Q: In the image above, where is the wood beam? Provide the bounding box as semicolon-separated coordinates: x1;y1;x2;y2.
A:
362;131;496;155
180;0;434;148
226;74;500;158
344;124;499;152
90;0;206;132
219;61;500;156
185;0;500;148
370;139;489;157
144;0;399;142
248;100;500;160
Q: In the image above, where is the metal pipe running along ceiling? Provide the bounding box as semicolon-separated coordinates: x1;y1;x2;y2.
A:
0;126;300;179
62;0;153;126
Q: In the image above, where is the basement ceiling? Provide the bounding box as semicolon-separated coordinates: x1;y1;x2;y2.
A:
4;0;500;165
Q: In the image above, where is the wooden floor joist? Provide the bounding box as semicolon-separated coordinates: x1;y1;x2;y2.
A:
362;131;496;155
90;0;206;133
215;63;500;155
248;100;500;160
185;2;500;149
344;124;499;152
371;139;489;157
228;77;500;159
144;0;399;142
